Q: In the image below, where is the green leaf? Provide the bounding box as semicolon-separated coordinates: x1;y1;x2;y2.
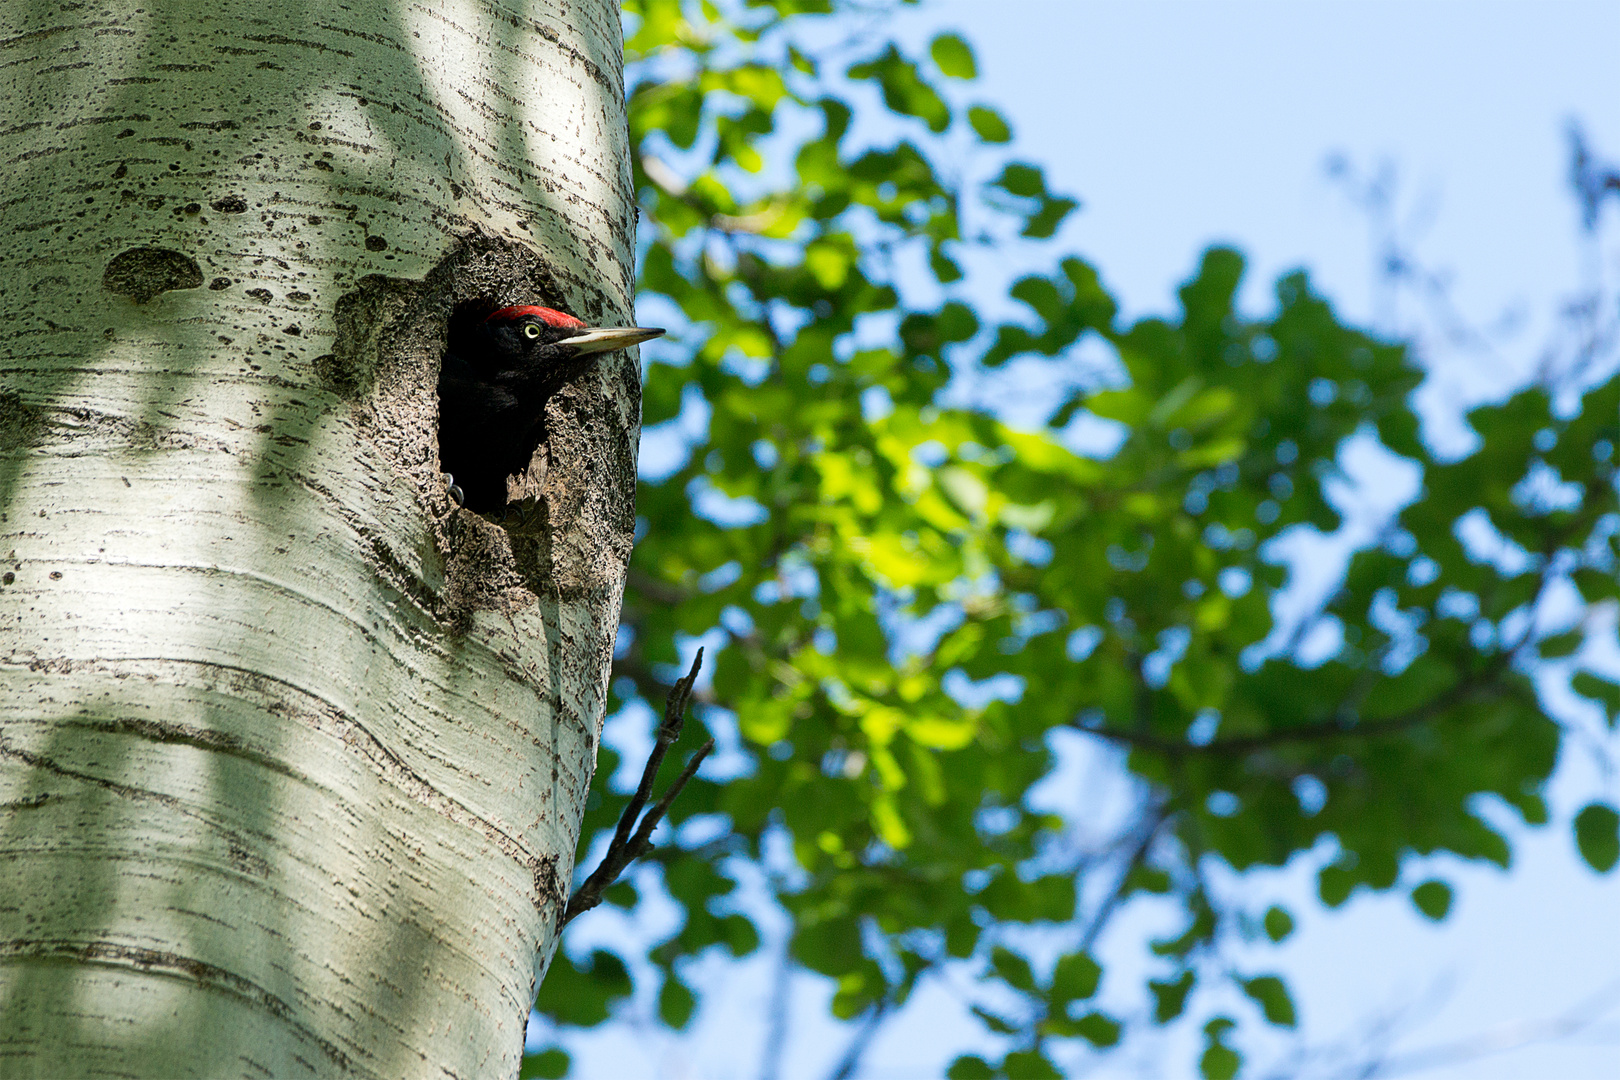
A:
1150;970;1195;1023
603;880;638;910
1318;861;1357;908
1575;802;1620;873
787;43;816;76
659;975;697;1029
1262;906;1294;943
533;949;631;1027
967;105;1011;144
993;162;1044;199
970;1004;1020;1036
1126;865;1174;895
1241;975;1297;1027
1200;1018;1241;1080
848;45;951;132
1022;196;1078;239
1201;1043;1241;1080
930;246;965;283
1410;879;1454;921
791;916;861;975
720;913;761;956
1071;1010;1122;1047
519;1047;570;1080
1538;627;1584;659
1572;672;1620;727
616;1;1620;1064
946;1056;995;1080
1002;1049;1062;1079
929;32;978;79
989;945;1038;993
1049;951;1102;1004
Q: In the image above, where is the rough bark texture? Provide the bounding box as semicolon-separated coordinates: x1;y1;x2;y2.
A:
0;3;639;1077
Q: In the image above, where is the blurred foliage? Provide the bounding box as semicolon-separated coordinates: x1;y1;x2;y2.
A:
529;1;1620;1076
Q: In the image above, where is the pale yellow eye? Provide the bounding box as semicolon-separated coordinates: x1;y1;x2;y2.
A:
523;323;542;340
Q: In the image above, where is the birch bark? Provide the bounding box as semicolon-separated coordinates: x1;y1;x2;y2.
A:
0;2;639;1077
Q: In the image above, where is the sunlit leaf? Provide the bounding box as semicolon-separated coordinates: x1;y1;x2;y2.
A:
1575;803;1620;873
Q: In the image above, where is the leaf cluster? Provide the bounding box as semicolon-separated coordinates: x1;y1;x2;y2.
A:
531;2;1620;1075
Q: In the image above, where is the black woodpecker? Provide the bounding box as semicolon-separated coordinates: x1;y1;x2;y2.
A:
437;304;663;512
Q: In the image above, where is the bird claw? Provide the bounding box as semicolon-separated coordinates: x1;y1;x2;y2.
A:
442;472;465;507
487;498;539;528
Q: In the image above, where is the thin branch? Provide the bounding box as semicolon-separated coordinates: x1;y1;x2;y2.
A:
824;994;897;1080
561;649;714;928
1348;977;1620;1080
757;935;793;1080
1086;466;1616;760
1078;799;1169;954
612;647;716;716
1080;670;1515;758
1308;977;1620;1080
625;567;693;606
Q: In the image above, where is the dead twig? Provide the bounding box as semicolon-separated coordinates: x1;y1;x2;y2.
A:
561;648;714;927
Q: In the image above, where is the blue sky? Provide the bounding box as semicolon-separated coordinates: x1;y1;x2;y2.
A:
908;4;1620;1077
918;4;1620;1077
557;3;1620;1077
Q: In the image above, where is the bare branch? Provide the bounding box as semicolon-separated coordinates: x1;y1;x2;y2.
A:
1363;978;1620;1079
1079;671;1516;758
625;567;693;606
561;649;714;928
1078;799;1169;954
757;936;793;1080
1083;466;1614;761
824;994;896;1080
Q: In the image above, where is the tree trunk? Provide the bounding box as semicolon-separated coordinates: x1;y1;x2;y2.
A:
0;3;639;1077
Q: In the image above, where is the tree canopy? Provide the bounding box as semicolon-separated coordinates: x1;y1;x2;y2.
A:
530;2;1620;1077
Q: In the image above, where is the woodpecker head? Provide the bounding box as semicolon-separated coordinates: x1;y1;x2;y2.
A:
436;303;665;511
472;305;664;376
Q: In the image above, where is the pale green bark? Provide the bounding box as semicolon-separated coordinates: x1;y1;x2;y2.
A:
0;2;639;1077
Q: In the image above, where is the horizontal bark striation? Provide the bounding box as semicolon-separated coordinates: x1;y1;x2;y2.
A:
0;2;637;1077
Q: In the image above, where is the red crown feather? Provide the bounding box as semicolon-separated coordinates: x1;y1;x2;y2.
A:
485;305;587;329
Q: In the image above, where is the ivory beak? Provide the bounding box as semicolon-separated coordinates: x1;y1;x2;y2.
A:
558;326;666;355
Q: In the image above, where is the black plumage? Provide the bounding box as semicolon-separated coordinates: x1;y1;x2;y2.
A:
437;305;662;512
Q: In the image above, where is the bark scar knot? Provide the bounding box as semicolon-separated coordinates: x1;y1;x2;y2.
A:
102;246;203;304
